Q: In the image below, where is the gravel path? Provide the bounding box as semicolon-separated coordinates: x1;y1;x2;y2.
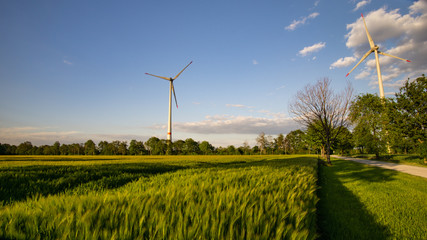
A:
332;155;427;179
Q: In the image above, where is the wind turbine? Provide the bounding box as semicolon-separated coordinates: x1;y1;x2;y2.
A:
346;13;411;98
146;61;192;147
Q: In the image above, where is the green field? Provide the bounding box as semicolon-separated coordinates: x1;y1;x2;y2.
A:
0;155;318;239
0;155;426;239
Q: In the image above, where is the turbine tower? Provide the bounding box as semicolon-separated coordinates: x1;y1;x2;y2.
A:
346;13;411;98
146;61;192;148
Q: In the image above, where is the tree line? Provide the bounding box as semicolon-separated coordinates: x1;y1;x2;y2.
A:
0;134;308;156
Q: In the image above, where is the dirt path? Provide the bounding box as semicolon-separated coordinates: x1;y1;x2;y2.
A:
332;155;427;179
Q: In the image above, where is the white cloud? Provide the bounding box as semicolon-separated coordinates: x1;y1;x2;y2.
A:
353;0;371;11
330;56;356;69
355;70;371;79
298;42;326;56
169;115;300;135
314;1;320;7
344;1;427;91
285;12;320;31
63;60;73;65
226;104;254;109
252;59;258;65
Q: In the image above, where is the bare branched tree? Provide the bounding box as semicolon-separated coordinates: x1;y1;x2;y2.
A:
289;78;353;164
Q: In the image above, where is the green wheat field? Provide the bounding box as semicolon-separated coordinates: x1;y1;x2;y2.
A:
1;155;426;239
0;155;318;239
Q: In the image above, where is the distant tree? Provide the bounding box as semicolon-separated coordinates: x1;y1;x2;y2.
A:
226;145;237;155
199;141;214;155
69;143;83;155
251;146;260;155
183;138;199;155
52;141;60;155
42;145;53;155
290;78;353;164
60;144;69;155
129;140;146;155
0;143;16;155
273;134;283;154
118;141;128;155
98;141;109;155
285;130;306;154
172;140;185;155
84;140;97;155
241;141;251;155
256;132;268;154
145;137;160;155
17;141;33;155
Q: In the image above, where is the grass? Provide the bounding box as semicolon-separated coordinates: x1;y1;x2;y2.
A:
0;155;319;239
345;153;427;167
318;157;427;239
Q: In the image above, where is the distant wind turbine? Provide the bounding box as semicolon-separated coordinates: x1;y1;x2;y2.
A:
346;13;411;98
146;61;192;147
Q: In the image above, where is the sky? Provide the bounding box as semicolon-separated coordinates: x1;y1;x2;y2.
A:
1;0;426;147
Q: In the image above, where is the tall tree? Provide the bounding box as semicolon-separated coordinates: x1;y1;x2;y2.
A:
289;78;353;164
256;132;268;155
349;93;388;157
393;74;427;151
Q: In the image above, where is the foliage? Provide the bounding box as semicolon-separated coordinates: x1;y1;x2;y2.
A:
391;74;427;152
285;129;307;154
349;93;388;157
0;155;319;239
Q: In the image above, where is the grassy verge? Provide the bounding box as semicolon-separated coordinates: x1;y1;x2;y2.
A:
318;158;427;239
345;153;427;167
0;155;319;239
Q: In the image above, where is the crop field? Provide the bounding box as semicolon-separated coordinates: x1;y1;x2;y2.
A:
0;155;319;239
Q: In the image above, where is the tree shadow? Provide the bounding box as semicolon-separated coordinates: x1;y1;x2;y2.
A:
317;160;394;239
331;159;398;183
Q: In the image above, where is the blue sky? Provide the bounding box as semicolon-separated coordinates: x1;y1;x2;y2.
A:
1;0;426;147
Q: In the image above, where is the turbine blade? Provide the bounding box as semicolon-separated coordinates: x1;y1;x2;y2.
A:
361;13;375;48
173;61;192;80
145;73;171;81
378;51;411;62
346;49;373;77
172;82;178;108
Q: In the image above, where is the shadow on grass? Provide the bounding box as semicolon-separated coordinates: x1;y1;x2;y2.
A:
0;162;186;204
0;156;316;204
317;160;395;239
